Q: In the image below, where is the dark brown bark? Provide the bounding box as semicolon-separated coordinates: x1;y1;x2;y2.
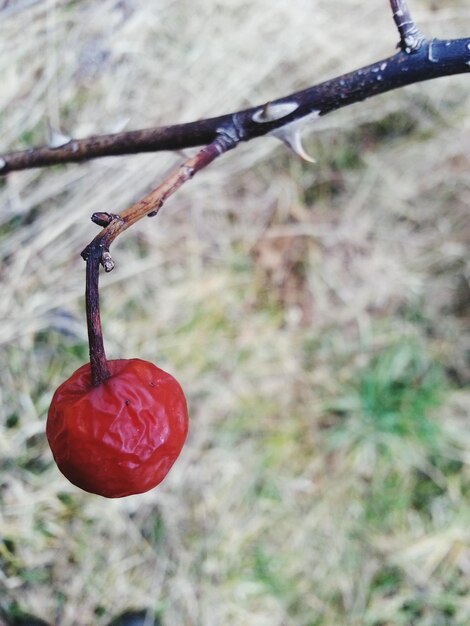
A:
1;2;469;175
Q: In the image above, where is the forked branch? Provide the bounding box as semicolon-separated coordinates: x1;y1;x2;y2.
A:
81;134;234;268
79;116;235;385
82;135;233;384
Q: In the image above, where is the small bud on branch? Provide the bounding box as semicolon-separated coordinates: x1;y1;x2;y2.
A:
91;212;115;227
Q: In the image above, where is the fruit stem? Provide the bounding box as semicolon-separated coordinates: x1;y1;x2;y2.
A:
80;137;235;388
85;250;111;386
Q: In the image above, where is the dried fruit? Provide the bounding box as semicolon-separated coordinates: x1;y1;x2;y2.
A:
47;358;188;498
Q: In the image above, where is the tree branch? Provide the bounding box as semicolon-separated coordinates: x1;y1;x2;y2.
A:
1;21;469;174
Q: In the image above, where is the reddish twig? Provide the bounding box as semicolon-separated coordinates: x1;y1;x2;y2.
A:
81;135;233;383
81;134;233;266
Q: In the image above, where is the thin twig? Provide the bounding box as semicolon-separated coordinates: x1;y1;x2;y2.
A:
390;0;426;52
79;116;235;380
81;134;234;270
85;251;111;386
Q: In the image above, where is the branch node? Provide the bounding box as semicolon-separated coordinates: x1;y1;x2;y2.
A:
182;164;195;178
216;114;245;145
403;27;426;54
391;0;426;54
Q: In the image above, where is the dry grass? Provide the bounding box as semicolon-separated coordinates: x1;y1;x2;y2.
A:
1;1;470;625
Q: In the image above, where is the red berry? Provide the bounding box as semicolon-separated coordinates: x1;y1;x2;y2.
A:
46;359;188;498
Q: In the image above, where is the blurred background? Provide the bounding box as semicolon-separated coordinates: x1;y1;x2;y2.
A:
1;0;470;624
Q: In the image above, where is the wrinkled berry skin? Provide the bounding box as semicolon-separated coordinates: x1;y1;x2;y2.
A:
47;359;188;498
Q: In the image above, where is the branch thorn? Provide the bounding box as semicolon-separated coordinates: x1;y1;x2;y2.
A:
276;128;316;163
270;112;320;163
47;121;72;149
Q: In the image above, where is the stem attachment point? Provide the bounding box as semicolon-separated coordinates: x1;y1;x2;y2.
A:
390;0;426;53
